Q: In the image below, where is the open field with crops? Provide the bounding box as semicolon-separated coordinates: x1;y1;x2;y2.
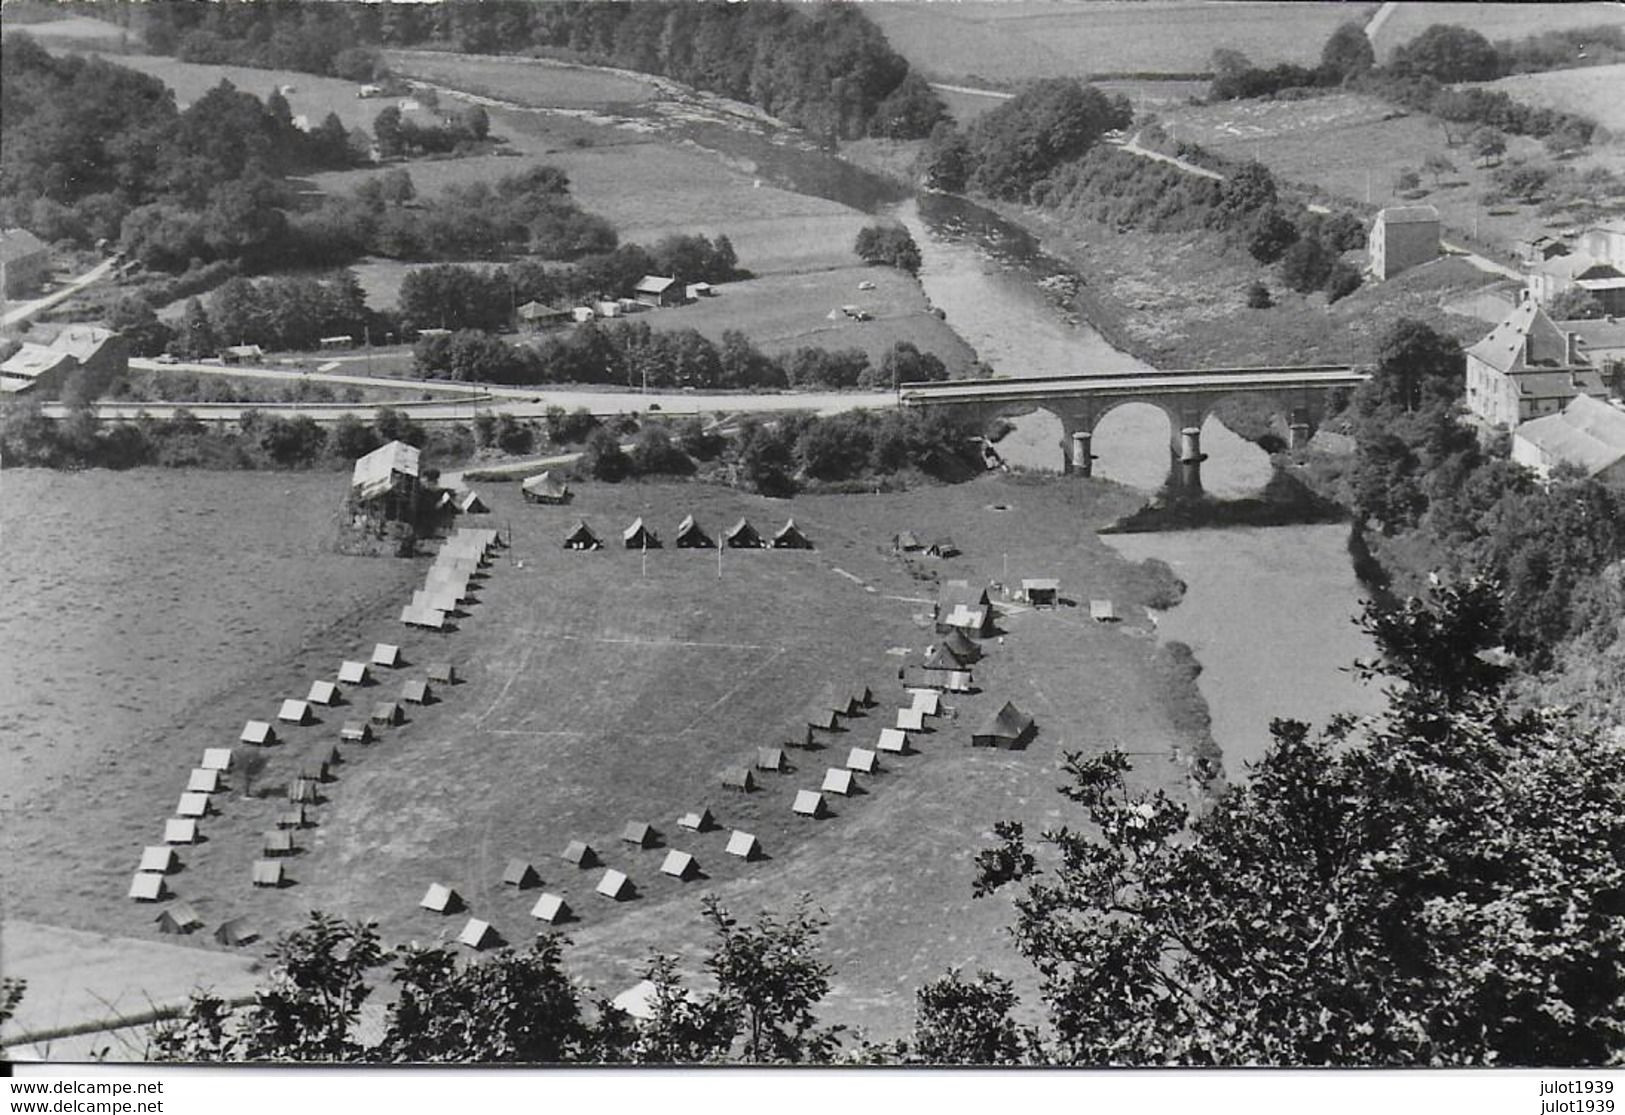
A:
0;468;1206;1040
1368;2;1625;64
867;1;1372;84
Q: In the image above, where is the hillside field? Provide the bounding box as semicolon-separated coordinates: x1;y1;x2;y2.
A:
1368;2;1625;64
1486;63;1625;135
0;468;1206;1041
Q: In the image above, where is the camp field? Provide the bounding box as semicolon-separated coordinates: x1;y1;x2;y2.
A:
865;1;1372;84
0;468;1205;1040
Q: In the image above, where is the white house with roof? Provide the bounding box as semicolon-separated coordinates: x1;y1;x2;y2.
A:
1465;297;1610;428
1368;205;1439;281
1511;395;1625;485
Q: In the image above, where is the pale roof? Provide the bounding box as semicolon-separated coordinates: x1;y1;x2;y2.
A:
634;275;678;294
1533;251;1623;286
1567;318;1625;356
1514;395;1625;476
1;343;74;390
48;325;117;361
523;471;568;497
1468;299;1589;376
1022;578;1061;591
351;440;421;498
1376;205;1439;226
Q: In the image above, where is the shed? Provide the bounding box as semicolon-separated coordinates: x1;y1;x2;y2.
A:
623;517;660;549
755;747;786;772
723;518;763;548
128;873;166;902
561;840;596;867
139;845;177;874
214;918;255;947
674;515;713;548
563;520;602;550
726;831;761;859
155;903;202;935
621;821;656;848
278;699;314;725
264;830;295;856
401;679;431;705
772;519;813;549
252;860;286;887
1089;599;1118;623
896;707;925;732
596;869;632;900
240;720;275;746
427;662;457;684
678;807;714;832
176;792;210;819
846;747;878;774
370;701;402;726
661;850;699;880
522;471;571;504
372;643;402;667
201;748;233;772
821;768;854;796
721;766;756;791
1022;578;1061;607
306;680;340;706
164;818;198;845
792;790;827;818
420;883;460;914
341;720;372;743
503;859;540;888
338;660;370;685
530;893;569;923
972;701;1035;749
633;274;681;308
186;768;219;794
458;918;497;950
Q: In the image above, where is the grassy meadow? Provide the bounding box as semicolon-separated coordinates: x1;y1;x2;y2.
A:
1368;2;1625;64
0;468;1206;1039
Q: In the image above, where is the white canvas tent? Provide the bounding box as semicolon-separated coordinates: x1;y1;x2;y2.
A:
164;818;198;845
341;720;372;743
596;869;631;899
128;873;165;901
307;680;339;706
846;747;877;774
660;850;698;880
372;643;401;667
793;790;827;817
338;660;370;685
877;728;909;754
240;720;275;746
139;845;176;873
678;808;714;832
420;883;459;913
726;831;760;859
909;689;941;716
278;699;314;725
252;860;285;887
186;768;219;794
1090;599;1118;622
530;893;569;923
201;748;233;772
821;768;854;796
896;707;925;732
458;918;497;949
176;792;210;818
561;840;596;866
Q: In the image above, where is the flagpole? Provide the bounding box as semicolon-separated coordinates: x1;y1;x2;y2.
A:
717;539;722;580
642;534;647;578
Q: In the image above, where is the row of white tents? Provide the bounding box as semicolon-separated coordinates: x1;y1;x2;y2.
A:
564;516;812;551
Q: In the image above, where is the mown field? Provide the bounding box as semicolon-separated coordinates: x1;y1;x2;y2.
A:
867;1;1372;84
0;468;1205;1040
1369;2;1625;64
1487;62;1625;135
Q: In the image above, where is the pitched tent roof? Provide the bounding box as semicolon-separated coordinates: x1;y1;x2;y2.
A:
372;643;401;667
877;728;909;754
164;818;198;845
726;830;761;859
561;840;596;866
621;821;655;847
306;680;339;706
563;520;602;549
420;883;459;913
896;707;925;732
338;660;370;685
941;628;982;661
351;440;420;501
661;850;698;879
276;805;309;829
894;531;922;551
278;699;313;724
370;701;402;725
263;830;295;855
401;679;431;704
821;767;854;795
458;490;488;514
458;918;496;950
772;519;812;549
341;720;372;743
201;747;233;772
813;682;860;716
678;807;714;832
522;471;570;503
755;747;785;772
503;859;540;888
926;537;960;557
252;860;285;887
846;747;878;774
623;517;660;548
287;778;319;804
155;903;203;934
805;705;840;731
722;766;756;791
214;917;255;946
723;518;763;548
139;845;177;873
674;514;713;548
973;701;1035;748
177;792;210;818
128;873;166;901
848;682;874;708
530;892;569;923
909;689;941;716
240;720;275;745
793;790;827;817
1090;599;1118;622
596;868;631;899
427;662;457;684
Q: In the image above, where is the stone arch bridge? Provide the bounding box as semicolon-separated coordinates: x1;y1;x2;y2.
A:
899;365;1370;486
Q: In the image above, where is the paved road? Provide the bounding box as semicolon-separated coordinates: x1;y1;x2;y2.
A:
928;82;1013;102
0;259;117;329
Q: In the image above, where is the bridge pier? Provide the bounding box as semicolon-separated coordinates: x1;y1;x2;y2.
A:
1288;406;1317;450
1172;425;1207;491
1070;430;1094;477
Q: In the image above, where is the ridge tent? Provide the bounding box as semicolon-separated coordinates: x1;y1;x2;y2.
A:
340;720;372;743
155;903;202;935
370;701;402;726
176;792;210;818
805;705;840;732
661;850;698;880
306;680;339;706
941;629;982;663
1090;599;1118;623
722;518;762;548
678;808;714;832
725;831;760;859
561;840;596;867
458;491;488;515
596;869;631;900
846;747;878;774
621;821;655;848
909;689;941;716
287;778;319;805
201;748;233;772
522;471;570;504
214;918;255;947
821;768;854;796
186;768;219;794
563;521;602;550
139;845;176;873
972;701;1036;749
792;790;827;818
849;682;875;708
401;679;431;705
372;643;402;667
674;515;713;548
926;537;960;558
251;860;285;887
278;699;314;725
904;665;972;692
721;766;755;791
458;918;497;949
163;818;198;845
772;519;812;549
401;607;446;631
755;747;785;772
240;720;275;746
276;806;309;829
427;662;456;684
896;707;925;732
892;531;922;553
622;518;660;549
263;830;295;856
338;660;370;685
530;893;569;924
877;728;909;754
128;873;165;901
420;883;459;913
502;860;540;889
813;682;860;716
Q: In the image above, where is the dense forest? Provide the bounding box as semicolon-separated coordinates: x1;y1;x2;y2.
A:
105;0;946;142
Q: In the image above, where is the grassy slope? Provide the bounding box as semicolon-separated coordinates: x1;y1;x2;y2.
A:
1;470;1208;1040
1369;2;1625;64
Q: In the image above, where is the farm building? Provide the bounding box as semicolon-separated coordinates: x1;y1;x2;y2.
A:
773;520;812;549
1577;218;1625;270
633;275;682;308
563;521;602;550
1465;297;1610;428
939;603;993;638
1511;395;1625;484
1368;205;1440;281
517;300;570;332
531;893;569;923
723;518;763;548
346;440;432;554
1527;249;1625;317
0;343;75;397
675;515;713;548
220;344;265;364
522;471;570;504
0;227;49;297
726;831;760;859
0;325;127;399
623;518;660;548
973;701;1035;749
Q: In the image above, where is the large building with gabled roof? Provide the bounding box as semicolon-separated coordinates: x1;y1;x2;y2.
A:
1464;296;1610;428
